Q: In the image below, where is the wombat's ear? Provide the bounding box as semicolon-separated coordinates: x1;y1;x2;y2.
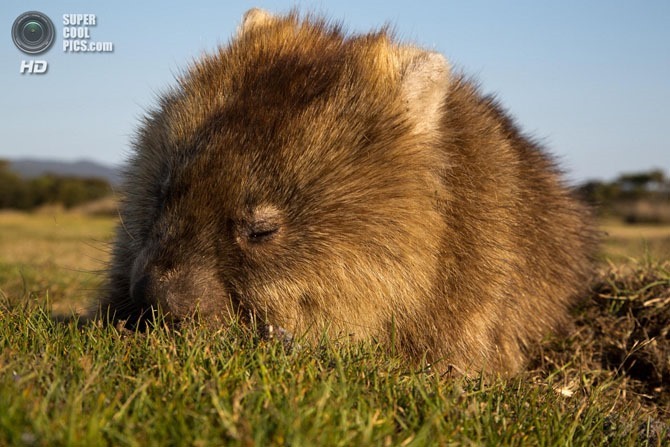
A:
239;8;275;35
400;50;450;134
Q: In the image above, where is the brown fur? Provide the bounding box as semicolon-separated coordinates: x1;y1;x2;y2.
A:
100;9;596;374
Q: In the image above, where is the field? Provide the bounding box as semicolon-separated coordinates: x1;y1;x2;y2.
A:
1;211;668;446
600;218;670;263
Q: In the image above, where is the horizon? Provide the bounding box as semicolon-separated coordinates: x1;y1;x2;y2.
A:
2;1;669;183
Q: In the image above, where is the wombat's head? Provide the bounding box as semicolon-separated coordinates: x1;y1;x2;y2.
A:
117;9;450;336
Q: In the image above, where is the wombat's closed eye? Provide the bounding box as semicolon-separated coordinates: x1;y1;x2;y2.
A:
99;8;596;375
235;205;283;245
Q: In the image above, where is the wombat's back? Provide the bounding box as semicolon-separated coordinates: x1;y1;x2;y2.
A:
101;9;595;375
419;77;595;373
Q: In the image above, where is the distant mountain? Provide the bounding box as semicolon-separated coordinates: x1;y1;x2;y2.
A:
8;158;122;185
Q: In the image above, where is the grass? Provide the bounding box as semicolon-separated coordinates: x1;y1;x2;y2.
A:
0;211;668;446
0;305;662;446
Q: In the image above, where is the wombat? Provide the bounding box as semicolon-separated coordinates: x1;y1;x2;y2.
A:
101;8;595;374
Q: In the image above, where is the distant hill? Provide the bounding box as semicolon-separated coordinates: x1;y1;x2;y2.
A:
8;158;122;185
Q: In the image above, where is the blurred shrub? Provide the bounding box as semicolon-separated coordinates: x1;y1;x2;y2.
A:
577;169;670;224
0;159;111;210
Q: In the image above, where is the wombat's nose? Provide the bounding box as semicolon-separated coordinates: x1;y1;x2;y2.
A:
129;271;180;319
129;267;203;320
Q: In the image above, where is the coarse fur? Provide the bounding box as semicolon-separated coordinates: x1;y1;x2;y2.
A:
100;9;596;375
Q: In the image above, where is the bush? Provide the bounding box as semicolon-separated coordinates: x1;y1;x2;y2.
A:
0;160;112;210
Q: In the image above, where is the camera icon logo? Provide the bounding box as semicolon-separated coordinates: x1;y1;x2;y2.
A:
12;11;56;55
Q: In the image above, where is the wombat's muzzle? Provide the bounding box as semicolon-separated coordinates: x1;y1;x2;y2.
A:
129;271;193;321
129;253;224;321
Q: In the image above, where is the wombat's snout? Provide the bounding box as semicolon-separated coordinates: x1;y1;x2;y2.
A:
130;268;190;321
129;255;225;321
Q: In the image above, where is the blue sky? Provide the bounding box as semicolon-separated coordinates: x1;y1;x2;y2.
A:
1;0;668;182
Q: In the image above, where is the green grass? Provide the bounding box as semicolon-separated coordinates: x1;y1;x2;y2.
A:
0;212;668;446
0;303;658;446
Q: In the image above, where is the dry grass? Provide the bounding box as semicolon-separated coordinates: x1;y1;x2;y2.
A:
529;259;670;424
0;210;115;315
600;218;670;262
